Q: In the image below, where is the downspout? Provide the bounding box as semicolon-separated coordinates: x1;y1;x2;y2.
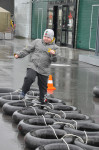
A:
75;0;80;48
31;0;33;39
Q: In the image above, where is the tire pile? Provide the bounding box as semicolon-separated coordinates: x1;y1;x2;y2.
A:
0;87;99;150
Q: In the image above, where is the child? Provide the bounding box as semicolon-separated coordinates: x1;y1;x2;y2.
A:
14;29;59;104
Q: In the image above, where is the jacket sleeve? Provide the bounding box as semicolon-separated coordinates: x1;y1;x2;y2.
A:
50;45;59;62
14;40;37;58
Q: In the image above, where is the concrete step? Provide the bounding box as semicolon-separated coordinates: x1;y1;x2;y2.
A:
0;32;13;40
79;54;99;66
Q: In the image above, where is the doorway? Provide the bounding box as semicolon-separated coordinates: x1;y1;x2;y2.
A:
61;5;74;47
47;3;77;47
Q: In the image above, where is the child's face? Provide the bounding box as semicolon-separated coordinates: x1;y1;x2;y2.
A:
43;36;52;43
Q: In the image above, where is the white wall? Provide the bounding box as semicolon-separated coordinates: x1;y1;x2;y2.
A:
14;0;32;38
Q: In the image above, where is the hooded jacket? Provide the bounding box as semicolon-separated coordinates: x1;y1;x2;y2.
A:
15;39;59;76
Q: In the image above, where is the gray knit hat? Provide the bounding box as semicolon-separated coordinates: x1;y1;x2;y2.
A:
43;29;54;40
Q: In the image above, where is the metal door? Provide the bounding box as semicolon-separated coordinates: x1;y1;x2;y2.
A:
47;1;77;47
61;5;75;47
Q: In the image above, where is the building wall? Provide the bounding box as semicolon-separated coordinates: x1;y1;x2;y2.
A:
14;0;32;38
31;0;60;39
31;1;48;39
31;0;77;44
76;0;99;50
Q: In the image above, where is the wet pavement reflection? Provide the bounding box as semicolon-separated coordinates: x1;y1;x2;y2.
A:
0;38;99;150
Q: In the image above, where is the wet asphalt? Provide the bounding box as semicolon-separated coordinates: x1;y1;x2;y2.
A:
0;38;99;149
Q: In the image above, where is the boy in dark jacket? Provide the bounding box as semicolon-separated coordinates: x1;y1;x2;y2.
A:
14;29;59;104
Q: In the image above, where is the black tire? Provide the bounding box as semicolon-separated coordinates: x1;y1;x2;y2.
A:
32;103;66;109
24;128;73;149
12;107;47;123
74;136;99;150
29;87;39;91
0;95;24;107
34;103;77;109
12;105;79;124
93;86;99;97
26;90;39;98
35;104;78;113
32;98;66;105
18;117;62;135
64;122;99;137
54;118;94;124
60;113;91;120
47;98;66;104
50;105;77;111
45;110;80;117
74;122;99;131
0;88;15;97
47;111;92;121
2;101;33;115
36;143;84;150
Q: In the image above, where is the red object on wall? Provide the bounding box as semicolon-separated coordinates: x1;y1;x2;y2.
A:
49;15;53;19
68;12;72;19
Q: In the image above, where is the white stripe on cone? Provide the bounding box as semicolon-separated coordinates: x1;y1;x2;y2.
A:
48;80;53;84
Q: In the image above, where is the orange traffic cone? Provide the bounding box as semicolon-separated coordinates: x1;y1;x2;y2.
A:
47;75;56;94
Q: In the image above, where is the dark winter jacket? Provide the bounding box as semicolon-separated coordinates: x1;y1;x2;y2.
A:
15;39;59;76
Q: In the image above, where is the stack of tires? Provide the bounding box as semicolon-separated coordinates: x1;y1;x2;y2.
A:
0;87;99;149
23;115;99;150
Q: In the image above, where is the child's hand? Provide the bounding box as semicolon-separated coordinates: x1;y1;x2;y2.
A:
49;50;55;55
14;54;19;58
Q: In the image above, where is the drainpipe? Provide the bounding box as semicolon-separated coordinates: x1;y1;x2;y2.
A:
31;0;33;39
74;0;80;49
95;10;99;56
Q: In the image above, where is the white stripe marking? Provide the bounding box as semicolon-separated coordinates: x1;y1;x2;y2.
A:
48;80;53;84
51;64;70;67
